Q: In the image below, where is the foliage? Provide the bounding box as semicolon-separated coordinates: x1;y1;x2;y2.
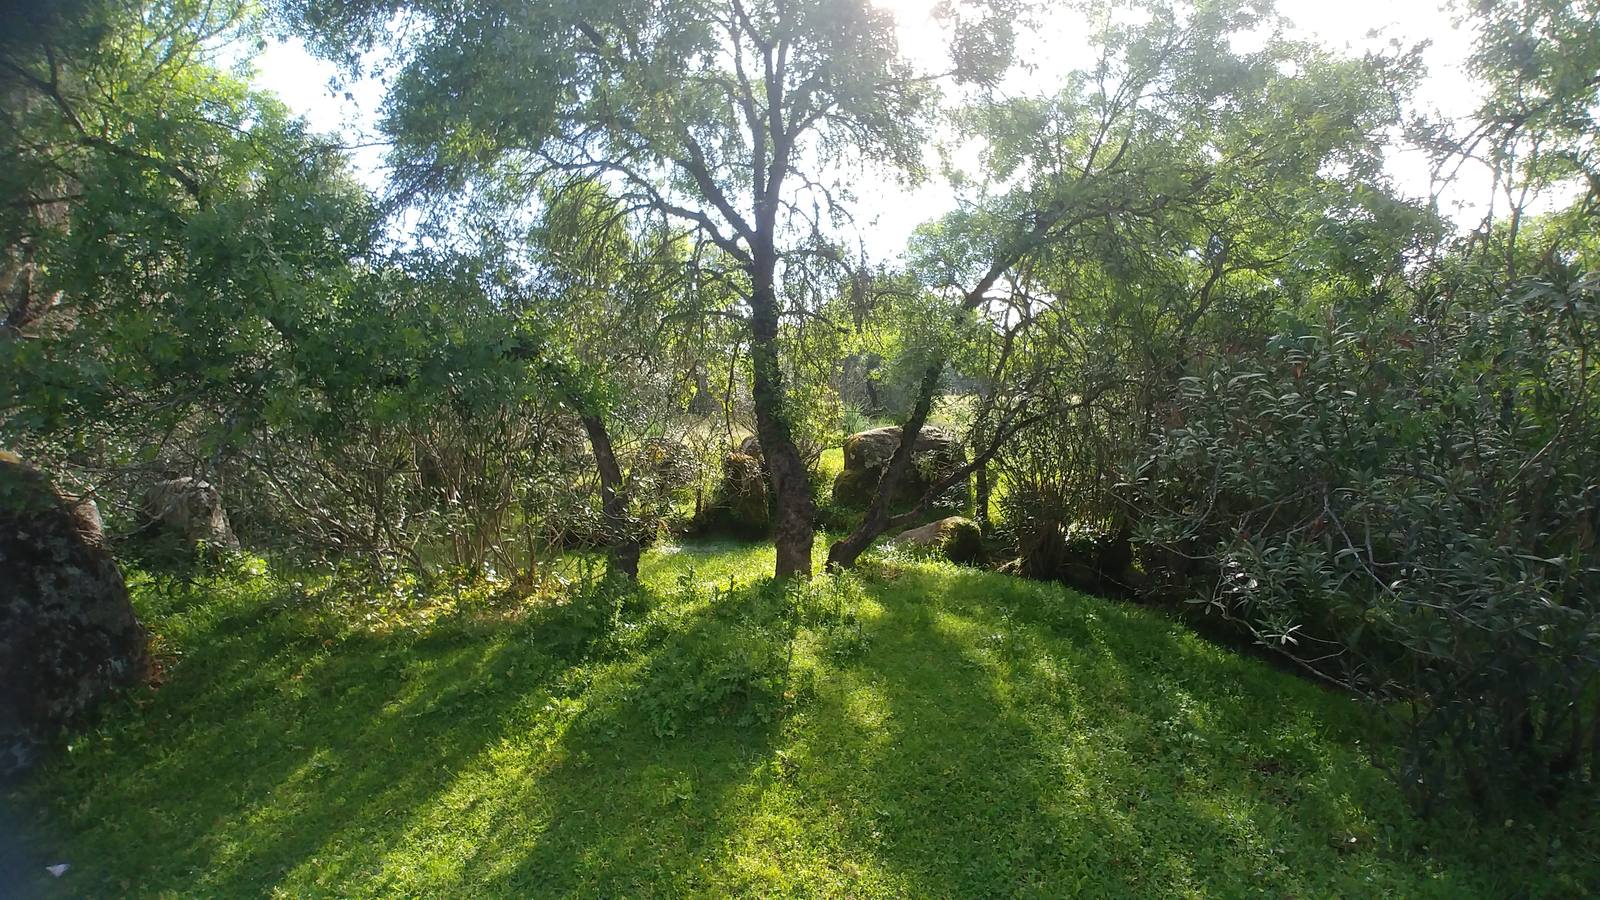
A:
634;573;797;737
9;0;1600;839
1137;274;1600;805
957;0;1435;539
281;0;1030;577
1457;0;1600;224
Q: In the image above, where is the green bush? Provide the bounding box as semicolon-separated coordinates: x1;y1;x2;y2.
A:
1137;279;1600;805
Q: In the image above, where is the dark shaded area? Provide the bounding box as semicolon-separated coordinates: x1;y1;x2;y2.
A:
1;456;150;778
694;451;772;538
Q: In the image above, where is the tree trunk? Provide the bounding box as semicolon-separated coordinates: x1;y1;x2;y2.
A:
580;413;641;580
748;251;814;578
824;257;1026;569
829;386;1042;571
825;362;942;570
505;334;644;581
975;461;991;529
688;365;718;415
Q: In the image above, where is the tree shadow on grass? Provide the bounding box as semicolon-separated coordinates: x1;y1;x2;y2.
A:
11;557;1593;896
765;563;1507;897
9;574;673;896
13;569;806;897
448;581;796;895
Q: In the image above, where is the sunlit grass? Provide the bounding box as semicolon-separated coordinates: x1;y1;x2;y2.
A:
816;446;845;485
4;543;1595;896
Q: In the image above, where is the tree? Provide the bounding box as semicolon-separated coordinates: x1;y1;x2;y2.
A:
826;0;1428;568
1124;0;1600;805
498;179;709;579
282;0;1018;577
1453;0;1600;280
0;0;382;510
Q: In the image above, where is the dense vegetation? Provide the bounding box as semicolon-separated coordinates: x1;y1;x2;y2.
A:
2;0;1598;892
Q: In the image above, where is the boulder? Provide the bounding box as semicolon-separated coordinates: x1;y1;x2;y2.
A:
1017;522;1133;594
842;425;958;472
1;453;151;776
891;516;984;564
142;477;238;549
832;425;966;509
698;451;770;536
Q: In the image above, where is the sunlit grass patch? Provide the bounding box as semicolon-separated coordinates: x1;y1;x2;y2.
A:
5;544;1596;897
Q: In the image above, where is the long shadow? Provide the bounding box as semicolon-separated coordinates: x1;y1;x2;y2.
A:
453;580;793;895
9;574;650;897
770;563;1486;896
11;557;1587;895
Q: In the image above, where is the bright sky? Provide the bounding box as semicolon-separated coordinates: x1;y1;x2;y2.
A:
253;0;1495;260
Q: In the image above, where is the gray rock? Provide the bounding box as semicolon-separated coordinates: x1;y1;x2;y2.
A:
833;425;966;509
1;453;151;776
842;425;959;472
891;516;984;564
142;477;238;549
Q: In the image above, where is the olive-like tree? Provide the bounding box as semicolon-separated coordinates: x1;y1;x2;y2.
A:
282;0;1017;577
826;0;1427;568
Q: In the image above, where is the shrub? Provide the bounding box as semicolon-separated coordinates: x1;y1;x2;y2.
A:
1136;280;1600;805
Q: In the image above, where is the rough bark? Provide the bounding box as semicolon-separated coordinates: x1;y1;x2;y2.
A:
687;365;718;415
749;252;814;578
1;454;151;776
975;462;991;529
580;412;641;580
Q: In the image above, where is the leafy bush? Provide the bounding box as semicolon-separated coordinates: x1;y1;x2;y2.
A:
1137;278;1600;805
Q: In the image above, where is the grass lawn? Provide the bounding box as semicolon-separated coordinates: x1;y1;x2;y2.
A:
4;541;1596;897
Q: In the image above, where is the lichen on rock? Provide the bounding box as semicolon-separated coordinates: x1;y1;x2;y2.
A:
891;516;984;565
1;455;151;776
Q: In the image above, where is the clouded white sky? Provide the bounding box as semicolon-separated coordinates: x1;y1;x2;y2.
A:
253;0;1494;260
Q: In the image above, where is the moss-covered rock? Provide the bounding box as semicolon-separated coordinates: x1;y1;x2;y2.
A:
697;451;770;537
831;425;968;510
1;453;151;776
891;516;984;565
828;466;877;509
